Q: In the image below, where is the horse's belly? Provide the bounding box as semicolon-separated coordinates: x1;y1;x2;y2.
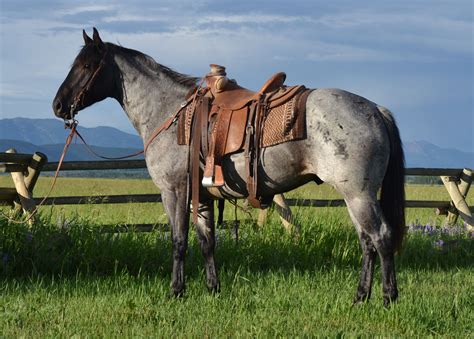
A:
217;140;316;199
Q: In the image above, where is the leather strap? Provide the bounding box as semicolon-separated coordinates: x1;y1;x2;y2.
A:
1;121;79;224
191;98;203;224
191;96;211;224
244;102;262;208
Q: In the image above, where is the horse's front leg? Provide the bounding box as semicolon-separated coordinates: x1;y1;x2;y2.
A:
195;200;220;293
161;187;189;297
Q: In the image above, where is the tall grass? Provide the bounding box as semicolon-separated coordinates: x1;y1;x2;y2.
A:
1;178;473;336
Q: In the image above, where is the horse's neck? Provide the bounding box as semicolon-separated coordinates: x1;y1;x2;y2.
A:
113;53;192;141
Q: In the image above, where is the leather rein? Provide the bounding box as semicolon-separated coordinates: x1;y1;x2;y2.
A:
67;44;199;160
5;60;201;225
3;49;204;225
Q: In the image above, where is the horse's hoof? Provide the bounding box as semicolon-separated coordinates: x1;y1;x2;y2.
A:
169;290;185;299
207;280;221;295
352;296;369;306
383;294;398;308
352;291;370;306
169;284;185;298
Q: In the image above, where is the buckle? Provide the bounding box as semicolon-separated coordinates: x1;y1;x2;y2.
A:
64;119;78;129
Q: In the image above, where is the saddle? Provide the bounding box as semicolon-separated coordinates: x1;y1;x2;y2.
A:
177;64;312;221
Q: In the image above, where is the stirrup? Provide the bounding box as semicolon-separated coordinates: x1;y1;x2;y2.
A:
202;176;214;187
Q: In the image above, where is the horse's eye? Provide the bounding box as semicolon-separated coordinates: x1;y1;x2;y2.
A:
84;64;90;69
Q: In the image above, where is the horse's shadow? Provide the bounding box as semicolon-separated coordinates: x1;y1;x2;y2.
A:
2;221;473;279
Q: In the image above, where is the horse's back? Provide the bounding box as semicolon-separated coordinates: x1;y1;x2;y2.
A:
305;88;390;189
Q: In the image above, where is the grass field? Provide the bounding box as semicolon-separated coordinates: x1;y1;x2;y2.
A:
1;177;473;336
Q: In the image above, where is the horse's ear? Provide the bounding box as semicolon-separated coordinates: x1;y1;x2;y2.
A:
83;29;92;45
92;27;104;48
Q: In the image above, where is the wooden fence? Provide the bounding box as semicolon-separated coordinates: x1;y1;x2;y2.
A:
37;160;469;207
2;156;473;229
42;160;474;227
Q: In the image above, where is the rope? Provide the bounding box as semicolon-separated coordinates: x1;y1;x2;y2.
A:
1;121;78;224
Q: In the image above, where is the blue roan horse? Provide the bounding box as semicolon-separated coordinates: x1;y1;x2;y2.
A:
53;28;405;306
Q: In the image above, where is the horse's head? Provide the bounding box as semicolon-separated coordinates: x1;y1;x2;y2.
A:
53;28;116;120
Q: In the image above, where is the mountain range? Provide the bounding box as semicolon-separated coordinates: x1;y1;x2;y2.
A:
0;117;472;168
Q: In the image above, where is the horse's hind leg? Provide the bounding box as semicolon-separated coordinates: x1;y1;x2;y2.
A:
343;191;398;306
195;200;220;293
353;232;377;304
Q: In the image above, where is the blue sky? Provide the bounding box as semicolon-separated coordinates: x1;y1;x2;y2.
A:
1;0;472;151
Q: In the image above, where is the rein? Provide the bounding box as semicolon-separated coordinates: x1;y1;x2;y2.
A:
2;70;205;225
70;96;192;161
1;122;78;224
2;104;185;225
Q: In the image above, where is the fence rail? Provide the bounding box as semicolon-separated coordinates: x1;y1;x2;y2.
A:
32;194;456;210
41;160;466;177
36;160;471;212
2;157;473;228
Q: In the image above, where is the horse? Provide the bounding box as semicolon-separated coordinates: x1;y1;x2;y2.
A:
53;28;405;306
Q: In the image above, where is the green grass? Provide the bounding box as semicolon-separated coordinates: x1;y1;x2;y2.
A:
2;176;468;225
1;177;473;336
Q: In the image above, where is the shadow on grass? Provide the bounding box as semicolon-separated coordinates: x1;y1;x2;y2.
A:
1;215;473;280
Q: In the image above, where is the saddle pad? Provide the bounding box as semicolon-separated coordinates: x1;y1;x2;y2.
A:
177;89;313;151
261;89;311;147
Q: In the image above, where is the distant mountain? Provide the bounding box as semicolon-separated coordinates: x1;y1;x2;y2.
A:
0;139;143;162
0;118;472;168
0;117;142;149
404;141;473;168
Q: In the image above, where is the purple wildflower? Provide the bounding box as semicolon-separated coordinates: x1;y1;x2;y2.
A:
433;239;445;250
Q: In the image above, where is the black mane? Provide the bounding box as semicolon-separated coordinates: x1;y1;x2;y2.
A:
107;43;199;87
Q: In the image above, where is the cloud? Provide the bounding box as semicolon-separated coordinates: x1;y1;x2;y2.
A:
315;9;472;55
0;83;46;100
55;4;116;17
102;14;160;23
196;14;313;25
0;0;472;151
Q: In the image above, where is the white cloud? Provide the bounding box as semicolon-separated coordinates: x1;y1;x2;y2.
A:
102;14;159;23
0;0;472;151
55;5;116;17
197;14;313;25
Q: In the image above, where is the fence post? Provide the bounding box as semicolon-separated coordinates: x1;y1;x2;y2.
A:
6;149;37;223
441;168;473;229
25;152;48;192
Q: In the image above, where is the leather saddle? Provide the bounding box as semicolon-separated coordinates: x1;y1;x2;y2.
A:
177;64;311;222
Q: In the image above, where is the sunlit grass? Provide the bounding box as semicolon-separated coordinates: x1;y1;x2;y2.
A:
1;176;470;226
1;176;473;336
1;213;473;337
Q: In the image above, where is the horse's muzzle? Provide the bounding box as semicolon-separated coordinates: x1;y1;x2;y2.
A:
52;97;76;120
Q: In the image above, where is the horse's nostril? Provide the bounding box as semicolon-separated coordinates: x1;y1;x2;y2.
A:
54;99;62;113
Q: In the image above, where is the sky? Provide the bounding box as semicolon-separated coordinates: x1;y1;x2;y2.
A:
1;0;473;152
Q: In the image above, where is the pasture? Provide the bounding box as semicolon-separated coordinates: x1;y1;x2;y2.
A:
1;177;473;336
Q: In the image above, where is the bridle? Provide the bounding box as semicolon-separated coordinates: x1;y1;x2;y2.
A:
4;66;205;225
68;45;109;120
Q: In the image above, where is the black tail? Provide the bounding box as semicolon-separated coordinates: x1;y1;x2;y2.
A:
378;106;406;252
